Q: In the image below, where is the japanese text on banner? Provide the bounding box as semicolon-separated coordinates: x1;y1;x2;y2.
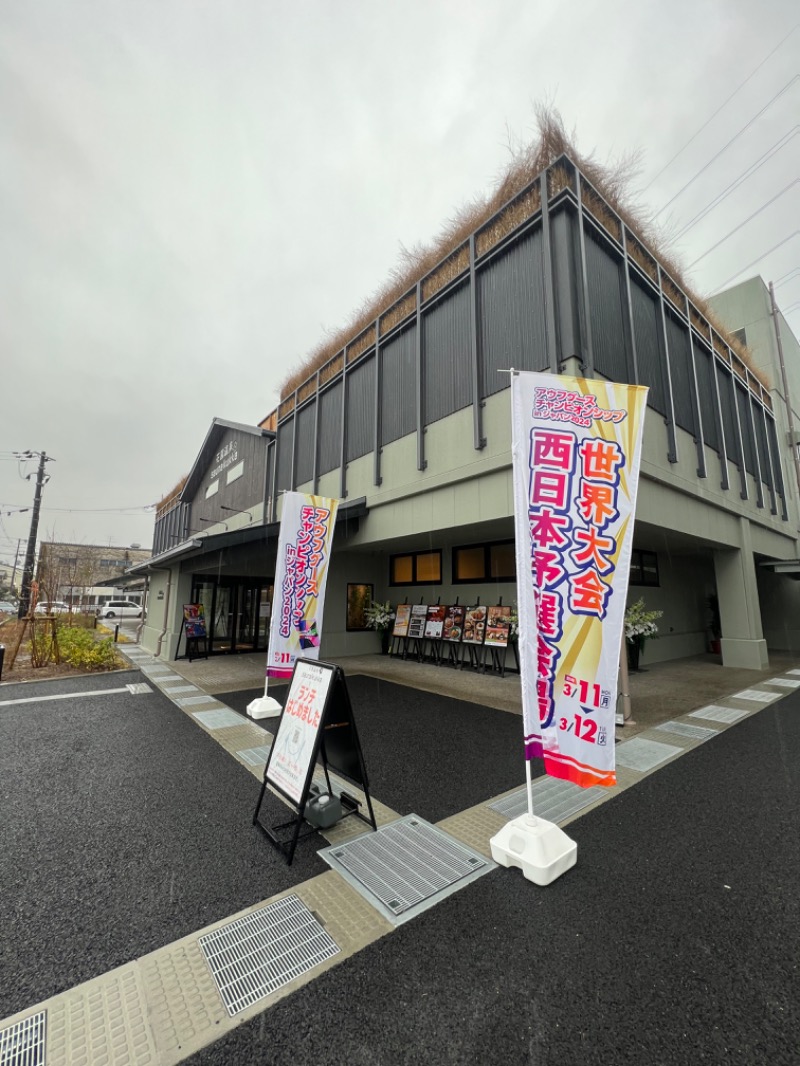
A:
512;374;648;788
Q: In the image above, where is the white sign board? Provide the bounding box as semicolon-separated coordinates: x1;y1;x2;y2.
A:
266;660;334;804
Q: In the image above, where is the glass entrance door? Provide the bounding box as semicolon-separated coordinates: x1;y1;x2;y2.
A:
190;576;273;654
212;584;234;652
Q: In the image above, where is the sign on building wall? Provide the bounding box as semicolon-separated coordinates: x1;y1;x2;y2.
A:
511;371;648;788
267;492;339;680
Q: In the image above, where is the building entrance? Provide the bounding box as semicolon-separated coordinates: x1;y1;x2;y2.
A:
191;576;274;654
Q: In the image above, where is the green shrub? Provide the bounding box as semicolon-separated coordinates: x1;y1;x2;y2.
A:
57;625;122;671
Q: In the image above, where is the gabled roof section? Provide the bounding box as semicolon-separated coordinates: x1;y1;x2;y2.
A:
180;417;274;504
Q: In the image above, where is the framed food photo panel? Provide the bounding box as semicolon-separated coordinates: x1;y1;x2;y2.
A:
485;605;512;647
462;605;487;645
424;604;447;639
392;603;411;637
442;605;465;642
408;603;428;640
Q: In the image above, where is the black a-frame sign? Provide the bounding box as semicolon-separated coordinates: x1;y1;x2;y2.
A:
252;658;377;865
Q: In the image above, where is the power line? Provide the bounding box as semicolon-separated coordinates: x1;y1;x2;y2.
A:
653;75;799;220
672;127;798;240
642;22;799;192
712;231;799;291
687;180;799;268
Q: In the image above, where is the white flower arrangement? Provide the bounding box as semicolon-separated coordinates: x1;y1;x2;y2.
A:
624;598;662;642
363;600;395;631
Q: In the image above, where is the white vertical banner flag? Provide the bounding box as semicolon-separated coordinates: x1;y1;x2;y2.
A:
266;492;339;680
511;372;648;788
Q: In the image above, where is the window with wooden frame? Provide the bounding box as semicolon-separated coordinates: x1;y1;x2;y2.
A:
452;540;516;584
389;550;442;586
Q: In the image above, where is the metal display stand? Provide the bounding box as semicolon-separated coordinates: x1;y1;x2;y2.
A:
253;659;377;865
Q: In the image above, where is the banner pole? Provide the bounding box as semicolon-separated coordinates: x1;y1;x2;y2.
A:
525;758;536;823
618;630;634;725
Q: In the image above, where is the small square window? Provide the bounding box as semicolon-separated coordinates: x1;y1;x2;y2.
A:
389;550;442;586
391;555;414;584
454;546;485;581
415;552;441;583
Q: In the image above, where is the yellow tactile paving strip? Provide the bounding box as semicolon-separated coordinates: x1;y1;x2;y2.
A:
2;651;795;1066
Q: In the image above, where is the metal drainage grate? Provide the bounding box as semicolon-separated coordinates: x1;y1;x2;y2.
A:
237;744;273;766
198;894;339;1017
614;737;682;772
655;720;719;741
764;677;800;689
489;778;605;823
0;1010;46;1066
689;705;749;724
318;814;494;926
192;708;243;729
731;688;778;703
125;682;152;695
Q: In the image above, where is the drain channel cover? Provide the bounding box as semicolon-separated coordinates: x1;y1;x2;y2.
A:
614;737;682;772
489;777;605;823
318;814;494;926
655;720;718;741
689;705;749;724
198;894;339;1016
0;1010;46;1066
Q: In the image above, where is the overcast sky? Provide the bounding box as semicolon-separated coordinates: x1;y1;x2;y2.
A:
1;0;797;567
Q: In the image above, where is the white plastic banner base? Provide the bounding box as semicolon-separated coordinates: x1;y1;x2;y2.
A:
490;814;577;886
246;695;283;719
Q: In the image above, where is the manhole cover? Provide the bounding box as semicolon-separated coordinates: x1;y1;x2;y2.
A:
0;1011;46;1066
319;814;494;926
198;894;339;1016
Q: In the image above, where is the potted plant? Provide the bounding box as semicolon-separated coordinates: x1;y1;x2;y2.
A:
363;599;395;654
624;598;662;672
707;594;722;654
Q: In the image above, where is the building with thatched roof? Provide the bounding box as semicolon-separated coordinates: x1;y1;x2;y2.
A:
133;135;800;670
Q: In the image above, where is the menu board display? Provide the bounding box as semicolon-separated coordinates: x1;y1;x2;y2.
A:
462;605;487;645
408;603;428;640
485;605;512;647
392;604;411;637
442;606;465;643
424;605;447;639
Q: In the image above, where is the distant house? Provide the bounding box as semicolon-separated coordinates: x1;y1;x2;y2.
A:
36;542;152;607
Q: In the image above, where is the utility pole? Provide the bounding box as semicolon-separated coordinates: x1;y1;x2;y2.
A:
16;451;54;619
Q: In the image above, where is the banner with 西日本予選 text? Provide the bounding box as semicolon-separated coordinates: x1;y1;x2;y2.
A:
266;492;339;680
511;371;648;788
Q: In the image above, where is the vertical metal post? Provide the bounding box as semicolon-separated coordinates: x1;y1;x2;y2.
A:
744;374;764;508
656;266;679;464
539;172;559;374
312;370;321;494
685;296;707;479
573;172;594;377
18;451;51;620
709;349;730;492
340;350;348;499
468;234;486;450
728;352;749;501
620;226;640;385
759;401;778;515
373;319;383;485
269;437;279;522
289;390;299;492
415;281;426;471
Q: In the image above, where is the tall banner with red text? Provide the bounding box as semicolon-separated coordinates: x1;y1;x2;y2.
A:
511;372;648;788
267;492;339;680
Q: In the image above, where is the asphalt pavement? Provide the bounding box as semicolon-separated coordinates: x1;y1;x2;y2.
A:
1;664;798;1064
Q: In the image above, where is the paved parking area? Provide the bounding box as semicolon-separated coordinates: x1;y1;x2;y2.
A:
2;646;799;1064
